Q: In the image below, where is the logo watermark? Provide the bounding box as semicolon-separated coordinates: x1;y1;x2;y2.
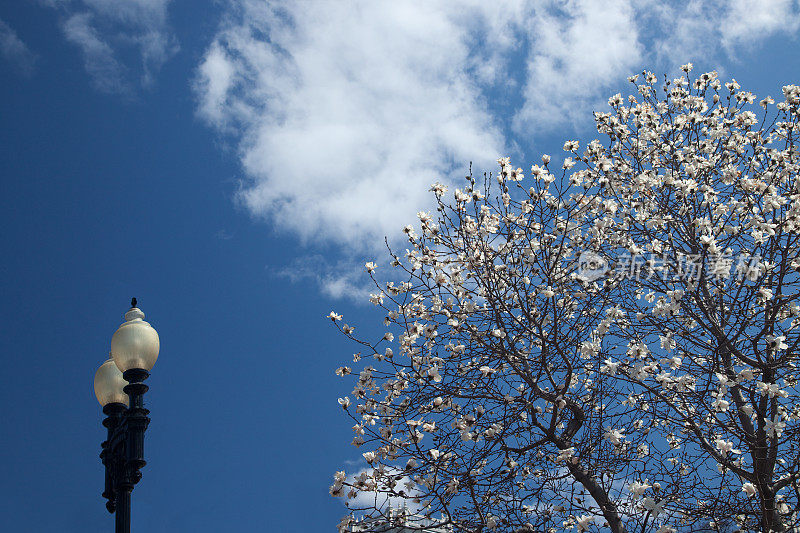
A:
577;251;609;281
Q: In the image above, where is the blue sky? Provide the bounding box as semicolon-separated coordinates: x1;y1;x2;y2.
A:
1;1;800;531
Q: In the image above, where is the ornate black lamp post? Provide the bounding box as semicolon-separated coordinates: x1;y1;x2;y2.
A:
93;298;160;533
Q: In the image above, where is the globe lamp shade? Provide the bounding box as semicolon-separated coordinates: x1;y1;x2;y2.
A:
94;358;129;406
111;306;160;372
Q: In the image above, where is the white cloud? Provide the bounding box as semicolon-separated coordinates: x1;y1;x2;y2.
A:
515;0;643;130
52;0;177;94
0;18;36;76
195;41;236;129
195;1;508;252
722;0;800;47
195;0;650;258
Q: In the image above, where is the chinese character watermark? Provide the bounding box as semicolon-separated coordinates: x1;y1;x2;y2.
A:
576;251;763;283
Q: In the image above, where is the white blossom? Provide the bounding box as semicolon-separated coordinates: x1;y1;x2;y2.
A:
576;515;593;531
329;70;800;533
629;480;651;497
604;427;626;446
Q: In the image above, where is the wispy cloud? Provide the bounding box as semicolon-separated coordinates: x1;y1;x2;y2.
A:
0;18;36;76
274;255;374;303
62;13;128;95
722;0;800;48
214;229;234;240
646;0;800;69
515;0;643;130
50;0;178;95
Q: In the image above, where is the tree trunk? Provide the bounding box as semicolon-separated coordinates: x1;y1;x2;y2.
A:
567;462;627;533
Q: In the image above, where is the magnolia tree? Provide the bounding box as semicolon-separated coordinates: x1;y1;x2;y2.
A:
328;66;800;533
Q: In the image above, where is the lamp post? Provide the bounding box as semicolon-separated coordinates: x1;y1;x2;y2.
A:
93;298;160;533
